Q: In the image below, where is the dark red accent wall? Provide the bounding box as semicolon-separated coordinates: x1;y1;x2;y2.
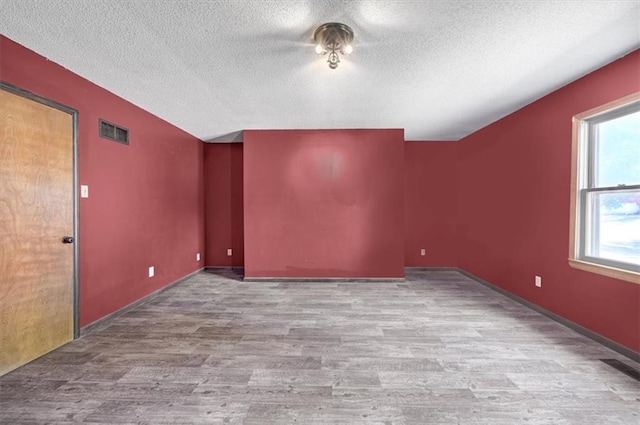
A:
204;143;244;267
1;36;205;327
243;129;405;278
404;142;458;266
456;50;640;351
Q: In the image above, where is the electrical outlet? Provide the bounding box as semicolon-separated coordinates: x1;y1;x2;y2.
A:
535;275;542;288
196;253;201;261
227;248;232;256
420;248;426;256
149;266;155;278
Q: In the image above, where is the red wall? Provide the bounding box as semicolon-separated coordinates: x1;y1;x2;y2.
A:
456;50;640;351
404;142;458;266
204;143;244;267
1;36;205;327
243;129;405;278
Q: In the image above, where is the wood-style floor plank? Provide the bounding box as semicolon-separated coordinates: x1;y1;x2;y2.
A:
1;269;638;424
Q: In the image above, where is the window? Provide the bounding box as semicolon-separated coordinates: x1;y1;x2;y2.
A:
570;92;640;284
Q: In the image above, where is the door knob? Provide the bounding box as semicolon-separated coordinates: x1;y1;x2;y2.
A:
62;236;74;244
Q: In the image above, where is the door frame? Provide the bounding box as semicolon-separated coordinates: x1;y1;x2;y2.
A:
1;81;80;338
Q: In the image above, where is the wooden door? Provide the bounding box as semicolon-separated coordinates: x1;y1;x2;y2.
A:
0;87;75;376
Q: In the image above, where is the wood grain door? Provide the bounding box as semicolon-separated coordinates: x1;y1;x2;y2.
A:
0;87;76;376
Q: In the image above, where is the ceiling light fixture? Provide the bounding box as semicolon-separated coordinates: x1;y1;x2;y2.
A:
313;22;354;69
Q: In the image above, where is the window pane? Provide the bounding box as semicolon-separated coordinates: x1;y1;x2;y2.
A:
585;189;640;266
594;110;640;187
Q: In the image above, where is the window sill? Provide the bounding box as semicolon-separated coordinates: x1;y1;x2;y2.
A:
569;259;640;285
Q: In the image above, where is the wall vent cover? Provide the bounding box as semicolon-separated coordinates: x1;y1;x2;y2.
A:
99;119;129;145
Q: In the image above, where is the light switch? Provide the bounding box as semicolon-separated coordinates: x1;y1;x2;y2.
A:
81;185;89;198
227;249;232;256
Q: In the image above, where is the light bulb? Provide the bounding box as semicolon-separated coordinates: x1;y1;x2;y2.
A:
344;44;353;55
315;44;324;54
328;51;340;69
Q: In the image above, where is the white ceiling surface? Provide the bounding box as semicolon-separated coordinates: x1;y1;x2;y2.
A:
1;1;638;141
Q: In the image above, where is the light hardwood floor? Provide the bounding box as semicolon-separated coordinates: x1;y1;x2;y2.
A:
1;269;638;424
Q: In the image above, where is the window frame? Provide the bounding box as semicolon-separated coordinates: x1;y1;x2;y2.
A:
569;92;640;285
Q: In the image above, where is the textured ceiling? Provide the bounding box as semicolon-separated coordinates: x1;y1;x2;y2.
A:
1;1;639;141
